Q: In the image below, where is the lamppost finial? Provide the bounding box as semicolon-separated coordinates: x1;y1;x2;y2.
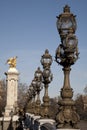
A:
63;5;70;13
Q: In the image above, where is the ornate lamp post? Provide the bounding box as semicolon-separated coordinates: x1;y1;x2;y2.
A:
31;78;37;114
41;49;53;118
55;5;80;129
27;83;35;114
34;67;43;115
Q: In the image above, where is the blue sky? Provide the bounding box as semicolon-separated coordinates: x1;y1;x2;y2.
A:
0;0;87;98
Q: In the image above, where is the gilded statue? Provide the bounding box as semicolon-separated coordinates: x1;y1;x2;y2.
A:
6;56;17;68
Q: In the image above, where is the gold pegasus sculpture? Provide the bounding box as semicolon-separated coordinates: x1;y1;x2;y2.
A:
6;56;17;68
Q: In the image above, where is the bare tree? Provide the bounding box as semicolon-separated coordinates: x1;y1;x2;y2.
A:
0;79;6;116
75;94;85;120
83;85;87;95
18;82;28;110
0;79;28;116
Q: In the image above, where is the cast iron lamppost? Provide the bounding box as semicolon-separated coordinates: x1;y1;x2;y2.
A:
55;5;80;129
30;82;36;114
34;67;43;115
41;49;53;118
27;83;35;114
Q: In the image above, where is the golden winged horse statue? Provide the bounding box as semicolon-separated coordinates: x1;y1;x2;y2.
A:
6;56;18;68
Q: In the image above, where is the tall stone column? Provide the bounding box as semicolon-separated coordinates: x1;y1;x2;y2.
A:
5;56;19;116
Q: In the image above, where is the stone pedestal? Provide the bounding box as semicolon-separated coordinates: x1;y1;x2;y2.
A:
5;67;19;116
0;115;19;130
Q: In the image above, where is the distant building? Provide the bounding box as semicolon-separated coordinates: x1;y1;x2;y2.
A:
82;95;87;110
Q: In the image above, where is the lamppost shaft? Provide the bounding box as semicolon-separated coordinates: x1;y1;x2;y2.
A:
63;67;71;89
